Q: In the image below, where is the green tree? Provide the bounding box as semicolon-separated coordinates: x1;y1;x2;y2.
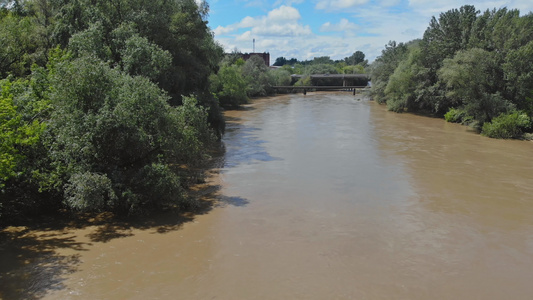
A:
37;53;215;214
0;12;40;77
413;5;479;113
503;40;533;116
0;71;52;220
0;78;46;185
342;65;365;74
438;48;512;125
273;57;287;66
209;64;248;107
345;51;366;66
311;56;333;65
384;45;423;112
242;55;271;97
270;68;291;86
304;63;337;75
420;5;478;72
47;0;223;102
370;40;409;104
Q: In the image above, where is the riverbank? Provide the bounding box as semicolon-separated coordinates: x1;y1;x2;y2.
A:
0;145;228;299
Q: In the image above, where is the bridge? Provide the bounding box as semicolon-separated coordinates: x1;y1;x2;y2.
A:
273;74;370;95
290;73;369;81
272;85;369;95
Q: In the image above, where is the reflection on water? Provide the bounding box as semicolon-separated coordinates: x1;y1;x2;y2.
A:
223;116;282;169
2;92;533;299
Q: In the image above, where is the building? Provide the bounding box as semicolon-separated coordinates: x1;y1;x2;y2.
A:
240;52;270;66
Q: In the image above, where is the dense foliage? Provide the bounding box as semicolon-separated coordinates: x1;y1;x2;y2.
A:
370;5;533;138
209;54;292;107
0;0;224;222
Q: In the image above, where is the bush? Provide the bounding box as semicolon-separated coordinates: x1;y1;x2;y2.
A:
270;69;291;86
444;108;460;122
444;107;473;124
64;172;117;212
209;65;248;107
386;97;407;112
482;111;531;139
136;163;193;210
40;55;214;215
294;76;311;86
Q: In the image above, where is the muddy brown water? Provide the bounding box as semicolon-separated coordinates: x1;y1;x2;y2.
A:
1;93;533;299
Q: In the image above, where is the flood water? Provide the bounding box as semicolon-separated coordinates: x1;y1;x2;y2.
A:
2;92;533;299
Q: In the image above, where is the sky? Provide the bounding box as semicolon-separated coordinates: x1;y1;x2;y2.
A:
204;0;533;63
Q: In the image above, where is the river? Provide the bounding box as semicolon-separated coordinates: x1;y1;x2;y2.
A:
1;92;533;299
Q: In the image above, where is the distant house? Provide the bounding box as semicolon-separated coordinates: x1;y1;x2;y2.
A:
240;52;270;66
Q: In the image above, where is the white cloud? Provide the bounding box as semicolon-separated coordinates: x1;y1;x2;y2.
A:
267;5;302;21
240;16;257;27
257;39;290;50
253;23;312;36
236;31;253;42
352;5;429;36
320;18;359;32
316;0;369;11
407;0;533;15
213;5;311;38
213;25;234;36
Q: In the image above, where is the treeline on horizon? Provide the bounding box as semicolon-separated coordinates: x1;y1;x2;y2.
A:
370;5;533;139
209;50;369;107
272;51;368;70
0;0;229;223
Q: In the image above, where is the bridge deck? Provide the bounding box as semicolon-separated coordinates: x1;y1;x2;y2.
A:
272;85;369;95
272;86;368;89
290;74;369;79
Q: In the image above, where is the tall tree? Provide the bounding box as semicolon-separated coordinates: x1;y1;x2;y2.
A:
370;40;409;104
273;57;287;66
345;51;365;66
439;48;511;124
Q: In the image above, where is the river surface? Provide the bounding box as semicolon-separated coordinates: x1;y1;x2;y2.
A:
2;92;533;299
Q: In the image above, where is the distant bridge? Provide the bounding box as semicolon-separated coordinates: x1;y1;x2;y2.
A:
274;73;370;95
290;74;369;81
272;85;369;95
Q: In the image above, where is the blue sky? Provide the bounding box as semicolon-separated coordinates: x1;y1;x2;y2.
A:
203;0;533;63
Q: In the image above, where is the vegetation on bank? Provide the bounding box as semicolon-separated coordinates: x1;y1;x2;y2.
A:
0;0;225;223
209;55;290;107
370;5;533;139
